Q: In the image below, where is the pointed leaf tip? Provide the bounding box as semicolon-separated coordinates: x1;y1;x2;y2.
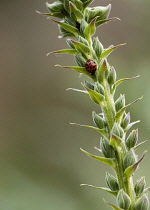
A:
100;43;126;59
82;83;105;106
48;18;79;37
96;17;121;27
69;122;108;137
134;140;148;150
80;184;117;196
125;151;147;178
36;10;41;14
115;75;140;87
66;88;87;94
115;96;143;123
80;148;115;167
47;49;77;56
103;200;124;210
84;16;98;40
55;65;94;78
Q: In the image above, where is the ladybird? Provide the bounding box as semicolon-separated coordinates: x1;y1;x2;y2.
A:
85;59;97;75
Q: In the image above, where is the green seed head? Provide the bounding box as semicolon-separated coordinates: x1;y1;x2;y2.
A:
115;94;125;112
121;112;130;129
94;82;105;95
123;148;137;169
101;137;115;158
108;66;116;85
135;194;149;210
92;111;105;129
112;123;124;138
126;129;138;150
86;5;111;23
117;189;131;210
74;54;86;67
106;172;119;192
92;37;103;59
135;177;146;197
46;1;67;18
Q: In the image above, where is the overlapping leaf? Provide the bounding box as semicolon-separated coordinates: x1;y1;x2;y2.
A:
80;148;115;167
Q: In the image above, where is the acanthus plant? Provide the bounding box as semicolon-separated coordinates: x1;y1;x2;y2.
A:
37;0;150;209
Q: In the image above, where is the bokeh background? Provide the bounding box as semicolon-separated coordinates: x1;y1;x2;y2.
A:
0;0;150;209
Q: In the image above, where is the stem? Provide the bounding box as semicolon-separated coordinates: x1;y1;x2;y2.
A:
103;82;115;131
115;149;126;190
125;176;135;210
102;79;136;209
115;148;135;210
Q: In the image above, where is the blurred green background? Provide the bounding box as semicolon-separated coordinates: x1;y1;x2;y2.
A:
0;0;150;209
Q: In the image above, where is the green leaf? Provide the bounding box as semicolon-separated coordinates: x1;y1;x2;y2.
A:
66;88;87;94
69;122;108;137
134;177;146;197
104;200;124;210
93;37;103;59
121;112;130;130
47;49;77;56
126;129;138;150
135;194;149;210
110;134;122;149
134;140;147;151
66;39;76;49
80;148;115;167
115;75;140;87
71;0;83;11
97;59;109;83
101;137;115;158
82;83;105;106
49;18;79;37
125;151;147;178
115;97;143;123
74;54;86;67
117;189;131;210
69;2;83;22
108;66;116;85
64;0;70;13
106;172;119;192
83;0;94;8
78;36;89;46
123;149;137;170
115;94;125;113
37;1;68;18
84;17;98;40
100;43;126;59
80;184;117;196
96;17;121;27
84;80;94;90
55;65;93;78
70;40;91;55
36;10;65;18
92;111;105;129
86;4;111;23
80;19;88;36
125;120;140;132
108;204;124;210
94;82;105;95
46;1;67;18
94;147;102;153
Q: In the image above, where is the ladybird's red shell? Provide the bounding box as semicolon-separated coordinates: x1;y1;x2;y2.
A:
85;59;97;75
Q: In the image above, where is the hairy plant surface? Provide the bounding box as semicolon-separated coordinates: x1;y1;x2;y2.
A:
38;1;149;209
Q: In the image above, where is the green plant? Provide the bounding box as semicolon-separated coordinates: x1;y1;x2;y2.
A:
38;1;149;209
